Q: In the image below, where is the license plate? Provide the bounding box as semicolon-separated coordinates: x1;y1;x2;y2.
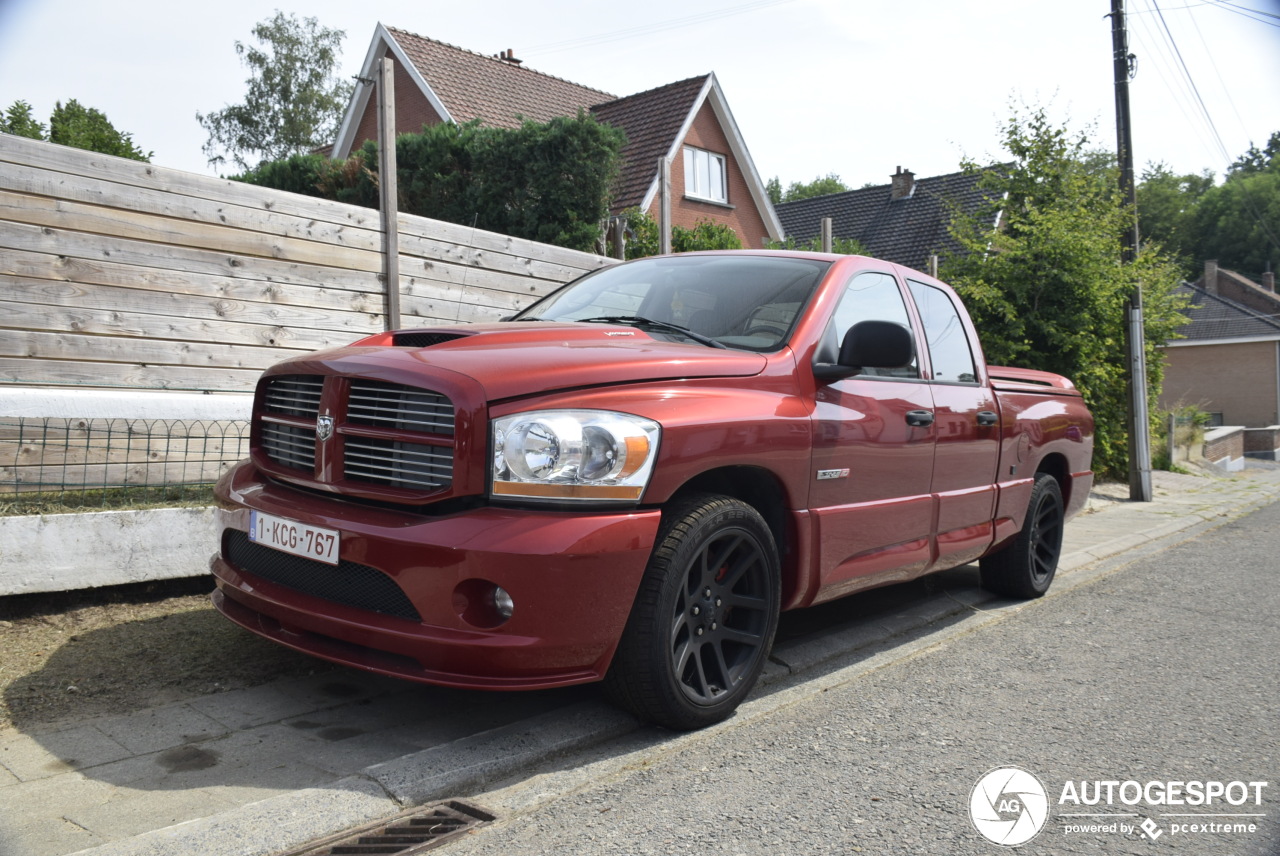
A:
248;511;340;566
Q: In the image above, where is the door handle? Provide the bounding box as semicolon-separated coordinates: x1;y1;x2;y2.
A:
977;410;999;427
906;410;935;427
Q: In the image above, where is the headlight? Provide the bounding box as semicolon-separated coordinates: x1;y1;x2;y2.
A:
491;410;661;502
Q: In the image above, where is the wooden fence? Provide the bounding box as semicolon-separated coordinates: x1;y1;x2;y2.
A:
0;133;614;394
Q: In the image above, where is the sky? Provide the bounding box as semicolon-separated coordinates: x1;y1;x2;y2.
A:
0;0;1277;190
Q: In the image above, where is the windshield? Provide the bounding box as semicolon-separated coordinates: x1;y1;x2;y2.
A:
512;255;831;351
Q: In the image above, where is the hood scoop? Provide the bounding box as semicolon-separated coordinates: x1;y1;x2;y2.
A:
391;331;470;348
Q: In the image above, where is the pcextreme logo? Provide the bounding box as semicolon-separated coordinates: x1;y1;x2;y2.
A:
969;766;1270;847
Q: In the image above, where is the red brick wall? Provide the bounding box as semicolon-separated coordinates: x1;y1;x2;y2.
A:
347;59;446;153
655;100;772;249
1160;340;1280;426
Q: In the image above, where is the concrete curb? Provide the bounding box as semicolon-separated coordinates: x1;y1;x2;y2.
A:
64;467;1280;856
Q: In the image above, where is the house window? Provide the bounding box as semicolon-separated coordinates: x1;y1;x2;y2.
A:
683;147;727;203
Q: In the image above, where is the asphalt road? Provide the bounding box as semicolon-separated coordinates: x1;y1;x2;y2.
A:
443;498;1280;856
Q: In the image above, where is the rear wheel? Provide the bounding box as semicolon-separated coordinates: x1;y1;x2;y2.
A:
605;494;780;730
980;473;1064;598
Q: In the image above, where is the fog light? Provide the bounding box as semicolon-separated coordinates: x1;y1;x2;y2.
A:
492;586;514;621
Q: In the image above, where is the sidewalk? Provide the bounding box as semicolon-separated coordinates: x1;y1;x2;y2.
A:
3;463;1279;856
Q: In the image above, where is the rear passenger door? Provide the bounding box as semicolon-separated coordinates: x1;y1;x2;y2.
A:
907;279;1000;569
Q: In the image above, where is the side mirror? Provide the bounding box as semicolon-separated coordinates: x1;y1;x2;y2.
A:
814;320;914;381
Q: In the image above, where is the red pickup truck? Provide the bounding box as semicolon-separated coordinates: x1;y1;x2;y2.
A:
211;251;1093;730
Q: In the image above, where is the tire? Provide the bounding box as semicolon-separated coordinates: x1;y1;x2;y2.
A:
980;473;1064;599
604;494;781;730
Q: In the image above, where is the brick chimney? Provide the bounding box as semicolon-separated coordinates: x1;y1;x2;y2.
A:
890;166;915;200
1203;259;1219;294
495;48;523;65
1263;270;1276;293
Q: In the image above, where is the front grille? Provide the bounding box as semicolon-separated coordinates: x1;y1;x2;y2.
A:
257;375;456;498
225;530;421;622
345;436;453;490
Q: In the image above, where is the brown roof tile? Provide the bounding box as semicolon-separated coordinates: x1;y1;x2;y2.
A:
590;75;709;212
386;27;615;129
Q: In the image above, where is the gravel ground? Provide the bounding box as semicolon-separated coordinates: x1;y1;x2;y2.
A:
0;578;332;736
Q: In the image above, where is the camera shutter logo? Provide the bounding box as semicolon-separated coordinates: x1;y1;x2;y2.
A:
970;766;1050;846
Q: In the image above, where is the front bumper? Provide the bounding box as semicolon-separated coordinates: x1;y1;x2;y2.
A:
211;461;661;690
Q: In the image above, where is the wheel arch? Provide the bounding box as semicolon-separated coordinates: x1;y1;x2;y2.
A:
664;465;801;606
1034;452;1071;507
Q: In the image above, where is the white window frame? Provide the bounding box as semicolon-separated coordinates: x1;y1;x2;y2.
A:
682;146;728;203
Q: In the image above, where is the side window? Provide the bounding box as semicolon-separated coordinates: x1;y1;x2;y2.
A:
908;281;978;383
827;272;918;379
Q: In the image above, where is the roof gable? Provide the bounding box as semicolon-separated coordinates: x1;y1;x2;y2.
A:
1168;282;1280;344
774;170;996;271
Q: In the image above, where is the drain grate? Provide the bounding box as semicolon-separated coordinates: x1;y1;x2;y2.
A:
275;800;496;856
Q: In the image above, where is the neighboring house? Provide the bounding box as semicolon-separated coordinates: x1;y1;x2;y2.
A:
1159;264;1280;429
774;167;998;271
330;25;782;248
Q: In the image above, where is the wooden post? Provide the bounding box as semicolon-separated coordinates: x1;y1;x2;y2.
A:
378;57;401;331
821;217;832;253
659;157;672;255
612;216;627;260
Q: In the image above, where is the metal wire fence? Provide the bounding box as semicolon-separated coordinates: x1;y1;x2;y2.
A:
0;418;250;513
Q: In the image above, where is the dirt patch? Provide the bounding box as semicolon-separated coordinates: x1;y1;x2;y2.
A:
0;577;331;737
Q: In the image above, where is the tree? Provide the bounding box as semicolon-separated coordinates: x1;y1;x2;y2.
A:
198;12;353;170
49;100;151;160
621;208;743;259
1137;162;1213;273
1192;133;1280;276
766;173;851;205
0;100;45;139
1;98;150;161
941;108;1185;478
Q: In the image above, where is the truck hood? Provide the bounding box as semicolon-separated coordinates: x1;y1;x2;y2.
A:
296;323;769;401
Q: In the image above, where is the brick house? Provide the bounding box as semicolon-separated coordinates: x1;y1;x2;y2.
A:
1159;263;1280;429
330;25;782;249
773;167;999;271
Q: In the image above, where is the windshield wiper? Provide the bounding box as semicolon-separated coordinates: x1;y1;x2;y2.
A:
576;315;727;349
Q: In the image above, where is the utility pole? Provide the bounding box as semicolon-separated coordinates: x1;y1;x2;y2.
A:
1111;0;1152;501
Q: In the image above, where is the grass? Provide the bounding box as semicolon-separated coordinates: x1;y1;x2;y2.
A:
0;485;217;516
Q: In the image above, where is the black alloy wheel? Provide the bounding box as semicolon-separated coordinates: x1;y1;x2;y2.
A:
980;472;1065;598
604;494;781;730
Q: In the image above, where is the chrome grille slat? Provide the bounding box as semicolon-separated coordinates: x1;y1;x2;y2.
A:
263;376;324;417
347;381;455;436
261;423;316;470
344;436;452;490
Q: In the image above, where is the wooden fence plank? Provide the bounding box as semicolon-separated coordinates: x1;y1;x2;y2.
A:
0;358;265;392
1;248;387;316
0;220;386;294
0;278;384;344
0;160;385;253
0;188;384;272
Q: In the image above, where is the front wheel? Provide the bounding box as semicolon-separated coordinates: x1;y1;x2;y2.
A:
604;494;780;730
979;473;1064;598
